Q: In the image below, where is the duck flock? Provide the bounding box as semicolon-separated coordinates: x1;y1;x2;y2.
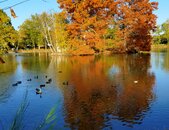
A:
12;75;52;95
12;71;69;97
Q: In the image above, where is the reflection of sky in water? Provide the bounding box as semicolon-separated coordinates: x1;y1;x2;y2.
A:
0;53;66;130
109;66;120;76
0;51;169;129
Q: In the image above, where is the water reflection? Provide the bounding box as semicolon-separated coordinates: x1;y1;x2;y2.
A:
53;54;155;129
0;53;157;129
0;55;17;74
0;55;17;102
0;53;50;102
152;48;169;72
21;53;50;72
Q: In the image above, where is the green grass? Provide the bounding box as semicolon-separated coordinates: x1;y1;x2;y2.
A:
10;90;29;130
151;44;169;49
35;106;57;130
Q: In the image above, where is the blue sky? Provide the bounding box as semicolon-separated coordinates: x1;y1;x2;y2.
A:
155;0;169;25
1;0;60;29
0;0;168;29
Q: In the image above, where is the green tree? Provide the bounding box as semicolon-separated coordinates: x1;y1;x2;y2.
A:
0;9;18;54
18;15;44;49
54;12;68;52
38;12;56;52
161;19;169;44
18;12;58;52
153;25;164;44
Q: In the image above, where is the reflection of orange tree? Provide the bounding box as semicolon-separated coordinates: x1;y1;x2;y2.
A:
110;54;155;126
56;54;155;129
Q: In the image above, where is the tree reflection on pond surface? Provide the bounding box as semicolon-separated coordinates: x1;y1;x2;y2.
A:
54;54;155;129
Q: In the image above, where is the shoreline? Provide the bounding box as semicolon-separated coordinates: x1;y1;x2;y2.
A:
16;49;51;53
151;44;169;49
4;44;169;56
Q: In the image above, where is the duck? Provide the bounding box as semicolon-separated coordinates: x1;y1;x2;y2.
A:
40;84;45;88
48;78;52;82
12;83;18;86
34;76;38;79
27;78;32;81
17;81;22;84
46;81;49;84
46;78;52;84
36;88;42;94
63;81;68;85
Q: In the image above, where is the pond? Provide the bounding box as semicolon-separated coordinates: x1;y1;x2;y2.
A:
0;50;169;130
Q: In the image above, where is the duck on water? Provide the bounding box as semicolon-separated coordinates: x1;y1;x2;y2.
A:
36;88;42;94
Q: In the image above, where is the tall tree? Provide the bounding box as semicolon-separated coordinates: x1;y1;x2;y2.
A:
152;25;164;44
18;12;57;52
57;0;119;53
113;0;158;52
19;17;42;49
54;12;68;52
57;0;158;53
0;9;18;54
160;19;169;44
38;12;56;52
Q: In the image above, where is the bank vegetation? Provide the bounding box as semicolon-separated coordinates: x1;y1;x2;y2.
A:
0;0;159;56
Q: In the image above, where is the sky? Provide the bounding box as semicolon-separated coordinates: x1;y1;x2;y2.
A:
0;0;60;29
0;0;169;29
154;0;169;25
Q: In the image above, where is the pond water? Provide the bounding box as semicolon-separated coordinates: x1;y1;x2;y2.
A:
0;50;169;130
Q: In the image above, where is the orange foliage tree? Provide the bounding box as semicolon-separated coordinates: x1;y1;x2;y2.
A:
116;0;158;53
57;0;119;53
57;0;158;53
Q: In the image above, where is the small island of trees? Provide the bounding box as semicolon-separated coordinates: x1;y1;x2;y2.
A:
0;0;160;55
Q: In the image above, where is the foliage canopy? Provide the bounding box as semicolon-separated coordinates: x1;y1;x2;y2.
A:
0;9;18;54
57;0;158;53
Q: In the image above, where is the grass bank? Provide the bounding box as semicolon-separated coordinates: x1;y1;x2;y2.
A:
8;45;169;56
17;49;51;53
151;44;169;51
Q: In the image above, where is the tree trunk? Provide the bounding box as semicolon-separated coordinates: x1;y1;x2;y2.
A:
41;20;54;53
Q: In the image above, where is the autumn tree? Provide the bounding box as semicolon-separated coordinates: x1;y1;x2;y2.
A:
57;0;158;54
57;0;119;54
0;9;18;54
111;0;158;53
